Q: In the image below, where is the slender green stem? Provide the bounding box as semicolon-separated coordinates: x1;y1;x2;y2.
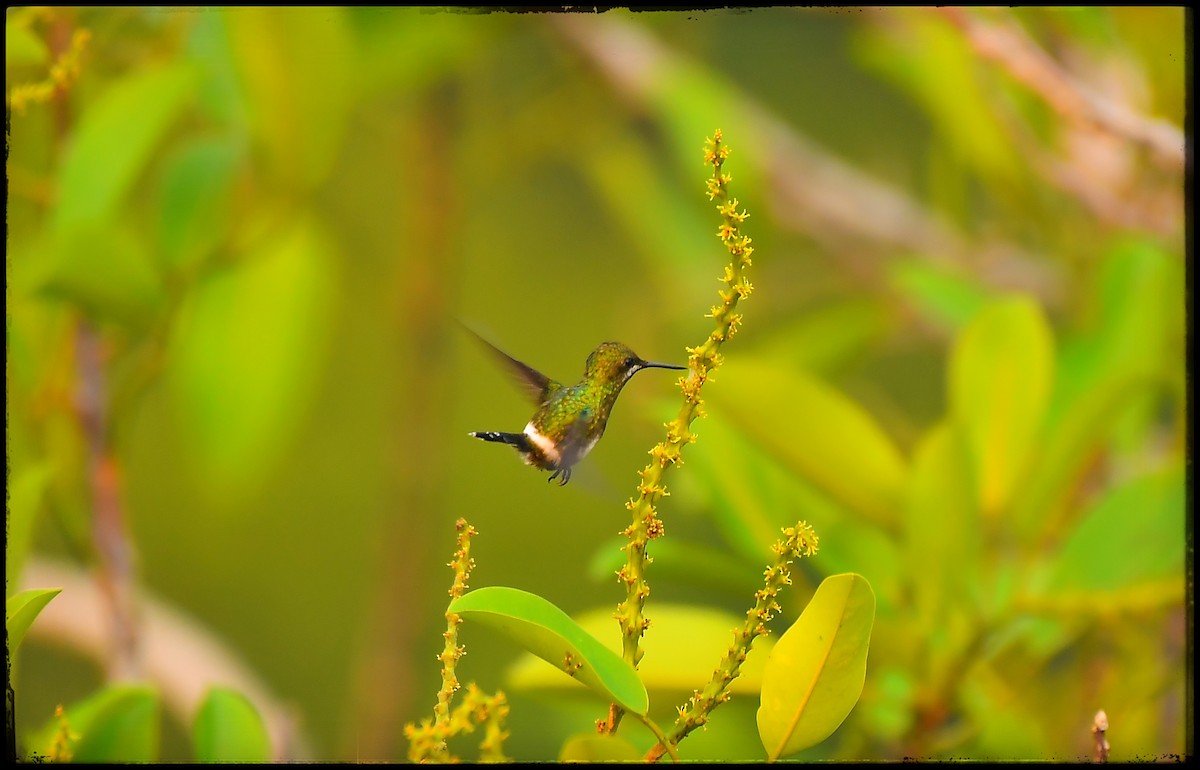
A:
634;712;680;763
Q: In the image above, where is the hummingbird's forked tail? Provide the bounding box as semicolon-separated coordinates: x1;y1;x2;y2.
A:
469;431;533;452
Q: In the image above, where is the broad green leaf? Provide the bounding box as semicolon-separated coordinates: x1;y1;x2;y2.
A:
226;7;355;190
751;300;892;376
156;136;244;272
708;358;907;530
757;573;875;760
904;422;979;629
451;587;648;714
949;296;1054;516
6;20;49;68
54;62;197;231
508;604;774;698
5;465;52;594
1045;239;1178;430
29;685;161;763
1035;466;1184;604
6;588;62;654
167;216;337;504
38;222;163;325
1010;372;1147;543
678;405;795;565
193;687;272;763
809;514;902;616
1014;241;1180;538
588;536;762;600
889;258;991;332
678;406;900;609
559;733;642;762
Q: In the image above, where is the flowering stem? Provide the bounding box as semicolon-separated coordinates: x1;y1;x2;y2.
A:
646;523;819;762
405;518;510;763
602;129;755;734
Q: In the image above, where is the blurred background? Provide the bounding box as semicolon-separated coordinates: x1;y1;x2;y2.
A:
6;6;1187;762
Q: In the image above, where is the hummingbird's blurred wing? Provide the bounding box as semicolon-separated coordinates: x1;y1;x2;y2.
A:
462;325;557;403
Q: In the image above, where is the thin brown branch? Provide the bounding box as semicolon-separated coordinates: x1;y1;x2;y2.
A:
934;7;1185;173
1091;709;1110;762
74;324;141;683
549;12;1061;307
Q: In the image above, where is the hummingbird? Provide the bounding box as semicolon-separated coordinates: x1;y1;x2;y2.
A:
466;330;688;486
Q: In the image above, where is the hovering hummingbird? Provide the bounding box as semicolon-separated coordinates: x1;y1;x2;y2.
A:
466;330;688;485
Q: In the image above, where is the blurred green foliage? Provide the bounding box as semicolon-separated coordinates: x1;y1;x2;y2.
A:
6;6;1186;762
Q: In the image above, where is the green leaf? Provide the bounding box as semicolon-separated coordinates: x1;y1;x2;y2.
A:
1013;241;1180;539
757;573;875;760
507;604;774;698
676;405;796;565
889;258;991;332
1037;466;1184;602
38;222;163;326
6;20;49;68
193;687;272;763
904;422;980;628
5;465;52;595
751;300;892;376
559;733;642;762
30;685;161;762
949;296;1054;516
167;216;337;504
450;586;648;714
6;588;62;654
54;62;197;231
588;537;762;600
156;136;243;272
225;7;355;190
708;358;907;530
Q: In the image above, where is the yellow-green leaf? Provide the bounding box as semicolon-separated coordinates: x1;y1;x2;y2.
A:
1039;466;1184;602
949;296;1054;516
559;733;642;762
508;604;773;699
6;588;62;654
29;685;161;763
757;573;875;760
5;465;52;595
905;422;979;628
54;62;196;231
709;358;907;530
451;587;648;714
226;7;354;190
167;216;336;504
6;20;49;68
38;222;163;326
193;687;272;763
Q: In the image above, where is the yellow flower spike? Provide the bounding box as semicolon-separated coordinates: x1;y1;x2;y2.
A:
611;131;762;745
649;522;820;761
405;521;510;763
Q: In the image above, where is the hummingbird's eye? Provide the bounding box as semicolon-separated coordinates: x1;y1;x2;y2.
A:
624;357;636;368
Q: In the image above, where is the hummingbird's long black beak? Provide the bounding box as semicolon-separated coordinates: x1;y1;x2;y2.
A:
637;359;688;371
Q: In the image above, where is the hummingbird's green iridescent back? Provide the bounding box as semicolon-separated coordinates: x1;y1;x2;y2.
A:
466;333;686;485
